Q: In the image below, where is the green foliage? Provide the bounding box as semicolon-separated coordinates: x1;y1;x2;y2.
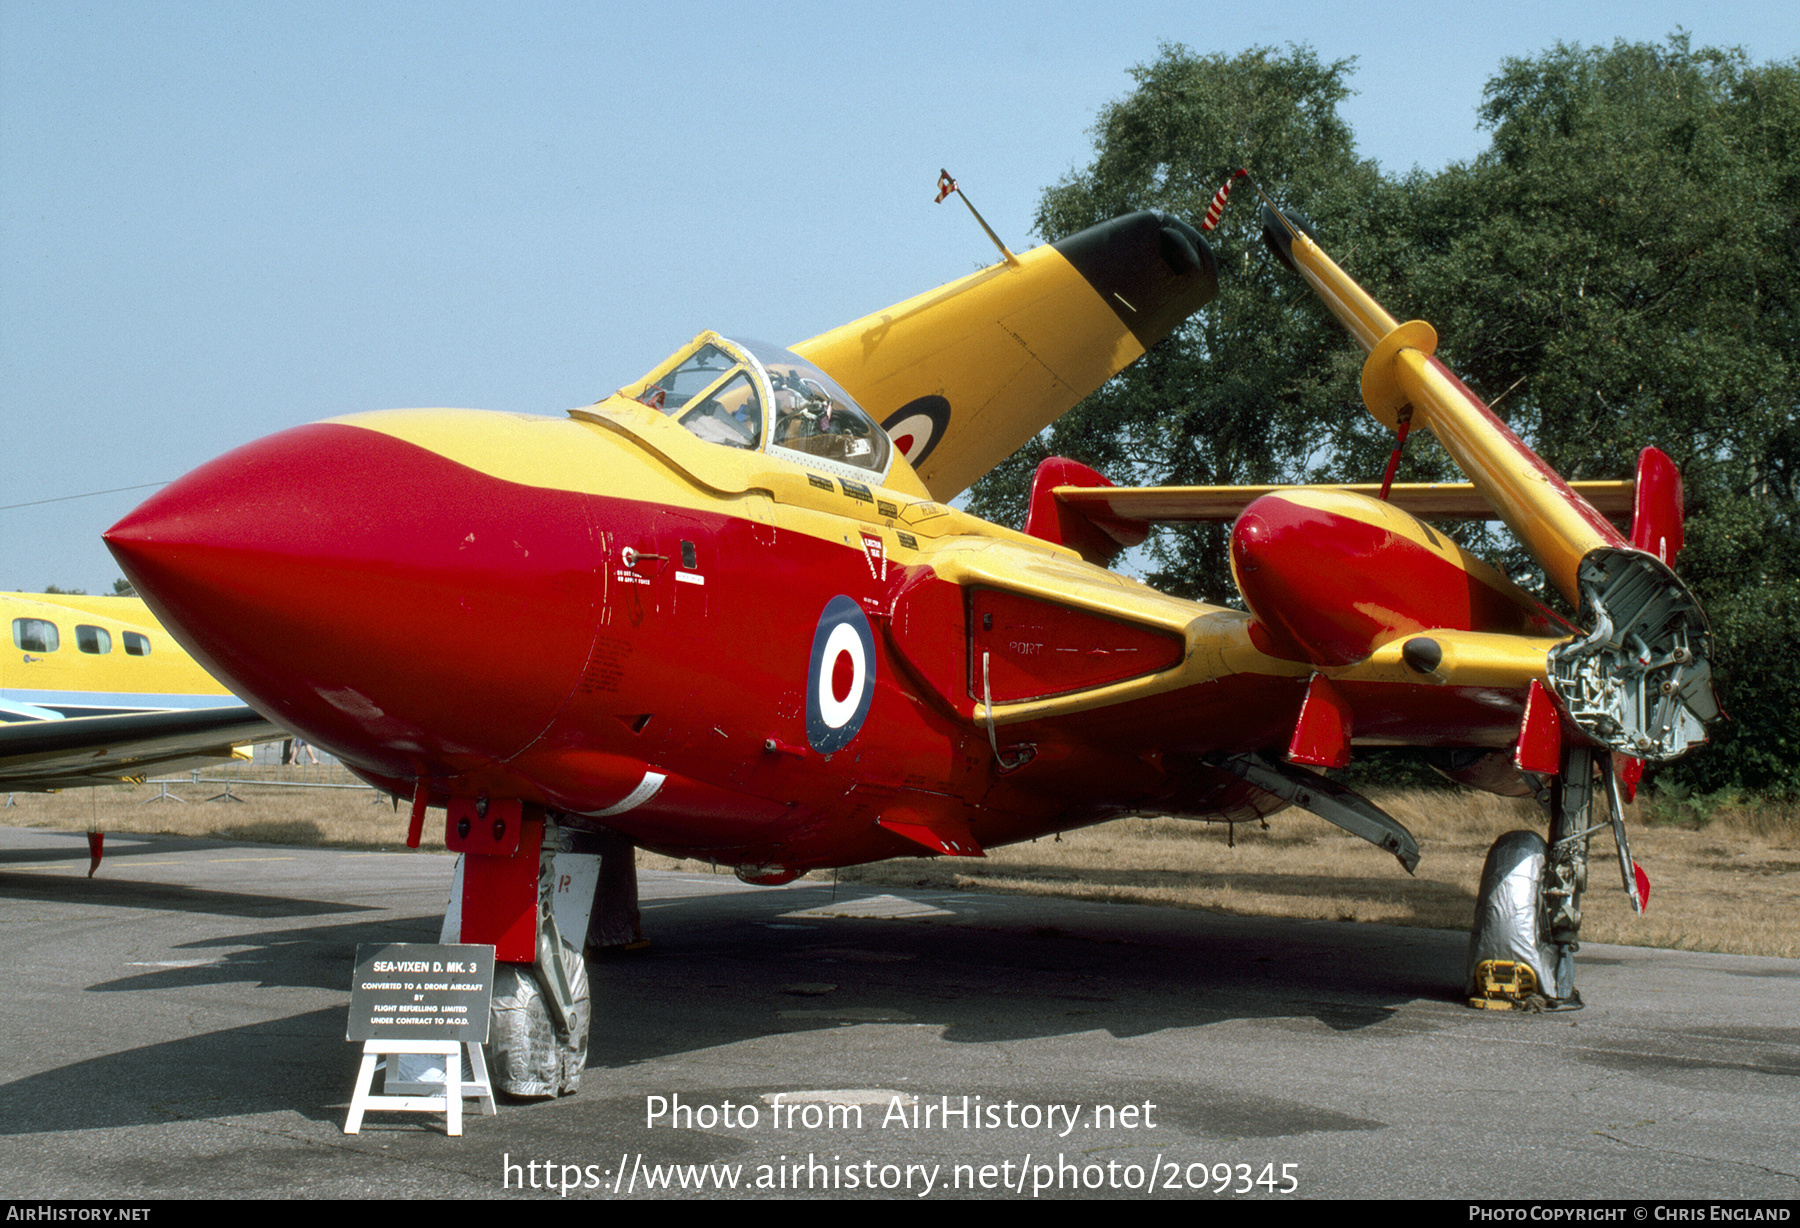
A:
1415;36;1800;796
42;584;87;595
986;36;1799;795
968;44;1407;601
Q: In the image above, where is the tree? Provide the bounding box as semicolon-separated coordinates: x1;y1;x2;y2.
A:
967;44;1407;601
979;37;1799;794
1412;37;1800;794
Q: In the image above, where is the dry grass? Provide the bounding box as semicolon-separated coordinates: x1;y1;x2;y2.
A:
8;766;1795;957
3;760;418;851
658;787;1800;959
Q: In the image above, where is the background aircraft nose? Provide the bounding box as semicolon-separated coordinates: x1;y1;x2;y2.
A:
105;420;603;777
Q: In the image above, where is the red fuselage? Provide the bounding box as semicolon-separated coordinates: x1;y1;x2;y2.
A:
106;398;1562;879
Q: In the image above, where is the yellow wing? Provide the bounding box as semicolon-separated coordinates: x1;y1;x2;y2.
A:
794;211;1217;501
1048;479;1635;529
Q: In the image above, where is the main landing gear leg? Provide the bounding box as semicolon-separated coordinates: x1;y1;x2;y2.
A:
1467;748;1592;1010
586;830;646;953
1542;747;1594;1006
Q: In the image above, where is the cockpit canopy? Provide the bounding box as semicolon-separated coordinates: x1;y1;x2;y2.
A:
626;334;892;481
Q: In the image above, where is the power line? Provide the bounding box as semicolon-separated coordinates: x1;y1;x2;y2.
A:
0;482;170;511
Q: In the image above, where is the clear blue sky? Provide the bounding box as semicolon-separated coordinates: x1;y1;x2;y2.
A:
4;0;1792;592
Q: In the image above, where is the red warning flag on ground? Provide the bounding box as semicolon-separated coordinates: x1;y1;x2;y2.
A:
87;829;104;877
935;170;958;203
1202;168;1248;231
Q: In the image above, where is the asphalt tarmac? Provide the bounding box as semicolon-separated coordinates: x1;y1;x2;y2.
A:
1;824;1795;1201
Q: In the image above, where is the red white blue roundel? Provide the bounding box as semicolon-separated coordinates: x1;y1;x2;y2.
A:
881;396;951;469
806;595;876;753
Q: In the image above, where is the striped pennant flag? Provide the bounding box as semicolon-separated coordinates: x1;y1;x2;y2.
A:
1202;168;1248;231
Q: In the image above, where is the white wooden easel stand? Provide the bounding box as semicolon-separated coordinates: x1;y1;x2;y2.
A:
343;1039;495;1136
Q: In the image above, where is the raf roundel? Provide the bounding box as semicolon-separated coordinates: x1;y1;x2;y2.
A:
805;595;876;753
881;396;952;469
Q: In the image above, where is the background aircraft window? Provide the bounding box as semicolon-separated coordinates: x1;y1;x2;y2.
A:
677;371;763;449
12;618;59;653
76;625;113;654
123;631;152;656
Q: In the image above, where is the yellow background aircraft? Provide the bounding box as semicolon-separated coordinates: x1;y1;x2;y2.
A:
1;591;280;790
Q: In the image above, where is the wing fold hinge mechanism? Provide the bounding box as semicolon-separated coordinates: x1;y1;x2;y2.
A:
1209;752;1420;874
1548;548;1717;762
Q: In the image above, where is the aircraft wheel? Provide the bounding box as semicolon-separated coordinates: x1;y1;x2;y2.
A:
1465;830;1559;1010
488;946;590;1098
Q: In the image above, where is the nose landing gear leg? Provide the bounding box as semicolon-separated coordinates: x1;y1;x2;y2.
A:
452;804;591;1097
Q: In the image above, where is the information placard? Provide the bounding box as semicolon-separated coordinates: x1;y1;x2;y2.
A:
348;943;494;1042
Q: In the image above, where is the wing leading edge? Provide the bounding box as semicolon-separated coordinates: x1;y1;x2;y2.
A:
0;705;283;791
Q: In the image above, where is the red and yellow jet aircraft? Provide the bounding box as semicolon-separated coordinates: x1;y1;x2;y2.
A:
103;199;1716;1094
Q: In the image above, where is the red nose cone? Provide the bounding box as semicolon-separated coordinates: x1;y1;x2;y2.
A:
106;421;602;777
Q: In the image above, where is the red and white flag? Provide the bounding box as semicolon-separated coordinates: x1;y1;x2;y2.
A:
935;170;958;204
